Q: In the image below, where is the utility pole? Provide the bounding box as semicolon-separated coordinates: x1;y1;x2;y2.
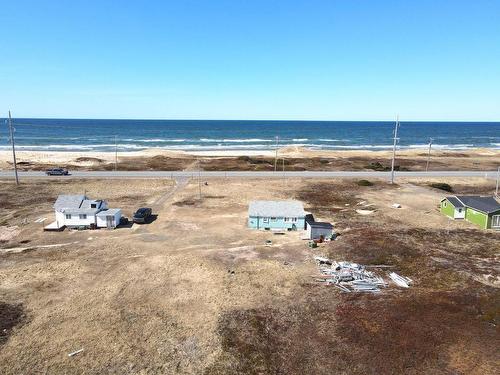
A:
282;157;286;186
114;135;118;171
390;115;400;184
425;137;433;172
198;159;202;199
8;111;19;185
495;166;499;197
274;136;279;172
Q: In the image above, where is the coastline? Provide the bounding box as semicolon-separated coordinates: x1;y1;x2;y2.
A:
0;147;498;172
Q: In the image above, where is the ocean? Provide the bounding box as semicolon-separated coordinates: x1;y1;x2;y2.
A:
1;119;499;152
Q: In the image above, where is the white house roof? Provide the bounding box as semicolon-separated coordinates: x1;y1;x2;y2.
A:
80;199;103;209
248;200;306;218
63;208;101;215
96;209;122;217
54;195;86;211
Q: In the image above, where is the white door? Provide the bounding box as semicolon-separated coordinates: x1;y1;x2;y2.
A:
106;215;114;228
454;207;465;219
492;215;500;229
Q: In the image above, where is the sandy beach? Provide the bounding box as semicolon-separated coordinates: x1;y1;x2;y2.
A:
0;147;498;172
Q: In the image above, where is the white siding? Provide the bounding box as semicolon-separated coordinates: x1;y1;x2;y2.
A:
55;211;65;228
310;226;333;240
96;210;121;229
61;214;97;227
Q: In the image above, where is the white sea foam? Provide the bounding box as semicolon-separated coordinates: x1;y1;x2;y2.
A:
406;144;475;149
320;145;393;149
1;141;498;152
120;138;186;142
199;138;274;143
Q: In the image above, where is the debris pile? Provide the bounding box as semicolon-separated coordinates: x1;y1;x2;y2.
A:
389;272;413;288
313;256;412;293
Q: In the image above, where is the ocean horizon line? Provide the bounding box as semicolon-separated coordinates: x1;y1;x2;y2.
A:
3;117;500;123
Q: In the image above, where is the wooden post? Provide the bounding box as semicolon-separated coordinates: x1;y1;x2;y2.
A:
390;115;400;184
425;138;433;171
8;111;19;185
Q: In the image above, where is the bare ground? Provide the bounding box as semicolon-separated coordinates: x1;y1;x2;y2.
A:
0;177;498;374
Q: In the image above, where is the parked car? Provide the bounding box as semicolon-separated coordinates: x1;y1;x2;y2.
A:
46;168;69;176
133;207;152;224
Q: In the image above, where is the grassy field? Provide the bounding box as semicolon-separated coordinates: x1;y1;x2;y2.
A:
0;177;498;374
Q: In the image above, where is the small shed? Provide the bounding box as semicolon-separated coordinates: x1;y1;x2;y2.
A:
96;209;122;229
305;214;334;240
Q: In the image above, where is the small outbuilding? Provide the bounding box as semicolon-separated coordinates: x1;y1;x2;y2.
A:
248;200;306;231
96;209;122;229
305;214;334;240
440;195;500;230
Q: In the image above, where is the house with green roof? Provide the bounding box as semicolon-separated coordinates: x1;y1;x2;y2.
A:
440;195;500;230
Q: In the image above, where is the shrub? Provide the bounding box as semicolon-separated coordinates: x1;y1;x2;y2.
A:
357;179;374;186
365;162;389;171
430;182;453;192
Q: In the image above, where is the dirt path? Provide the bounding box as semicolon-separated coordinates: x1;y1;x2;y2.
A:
151;177;189;210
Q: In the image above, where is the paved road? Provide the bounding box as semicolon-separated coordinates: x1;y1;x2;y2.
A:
0;170;497;179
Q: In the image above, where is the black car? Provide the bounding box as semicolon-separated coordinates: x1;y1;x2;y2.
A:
45;168;69;176
133;207;152;223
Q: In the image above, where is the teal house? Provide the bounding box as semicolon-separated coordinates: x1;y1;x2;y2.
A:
248;200;306;231
440;195;500;230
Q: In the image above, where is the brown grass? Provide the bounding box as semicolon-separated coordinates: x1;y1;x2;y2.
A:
0;181;58;210
206;284;499;375
8;151;500;172
205;286;339;375
0;302;26;346
335;289;499;375
0;178;499;374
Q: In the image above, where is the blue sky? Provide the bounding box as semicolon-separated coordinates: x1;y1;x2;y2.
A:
1;0;499;120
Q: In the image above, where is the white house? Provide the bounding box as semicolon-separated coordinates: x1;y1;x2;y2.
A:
48;194;121;230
